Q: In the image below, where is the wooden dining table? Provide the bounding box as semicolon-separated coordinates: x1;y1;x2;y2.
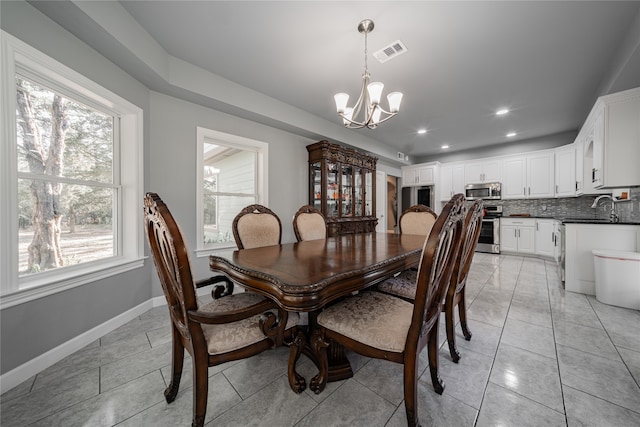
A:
209;232;426;392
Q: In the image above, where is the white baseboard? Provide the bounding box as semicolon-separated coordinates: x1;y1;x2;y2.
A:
1;296;169;393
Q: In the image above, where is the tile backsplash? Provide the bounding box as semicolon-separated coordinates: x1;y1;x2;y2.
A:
480;187;640;223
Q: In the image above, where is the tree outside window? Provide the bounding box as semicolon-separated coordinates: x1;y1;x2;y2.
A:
16;76;115;275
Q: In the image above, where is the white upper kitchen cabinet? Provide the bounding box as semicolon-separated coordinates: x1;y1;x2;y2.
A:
583;87;640;189
554;144;576;197
439;163;465;201
464;158;502;184
574;132;609;196
402;163;438;187
575;138;584;195
502;151;555;199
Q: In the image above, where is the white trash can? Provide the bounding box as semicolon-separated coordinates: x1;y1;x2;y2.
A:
592;249;640;310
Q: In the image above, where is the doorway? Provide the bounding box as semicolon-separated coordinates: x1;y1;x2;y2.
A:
387;176;398;233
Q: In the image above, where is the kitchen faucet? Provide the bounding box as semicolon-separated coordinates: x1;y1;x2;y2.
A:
590;195;619;223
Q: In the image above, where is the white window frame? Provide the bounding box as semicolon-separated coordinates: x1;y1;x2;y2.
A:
0;31;144;309
195;127;268;255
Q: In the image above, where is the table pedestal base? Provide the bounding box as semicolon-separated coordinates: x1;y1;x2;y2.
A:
287;328;353;393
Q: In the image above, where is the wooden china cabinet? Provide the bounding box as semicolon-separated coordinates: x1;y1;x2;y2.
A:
307;140;377;236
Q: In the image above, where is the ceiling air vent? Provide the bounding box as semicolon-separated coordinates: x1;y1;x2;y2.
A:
397;151;405;160
374;40;408;63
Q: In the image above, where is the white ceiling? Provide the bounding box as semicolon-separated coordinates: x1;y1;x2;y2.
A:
28;1;640;162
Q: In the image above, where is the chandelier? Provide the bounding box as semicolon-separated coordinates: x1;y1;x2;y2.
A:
334;19;403;129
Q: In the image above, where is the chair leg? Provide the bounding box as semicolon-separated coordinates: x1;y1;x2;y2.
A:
458;290;472;341
192;354;209;427
428;322;445;395
288;329;307;393
164;328;184;403
309;329;330;394
445;299;461;364
403;354;421;427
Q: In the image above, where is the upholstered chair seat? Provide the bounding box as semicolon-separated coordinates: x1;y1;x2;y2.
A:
376;269;417;301
376;204;436;301
317;291;413;352
199;292;299;354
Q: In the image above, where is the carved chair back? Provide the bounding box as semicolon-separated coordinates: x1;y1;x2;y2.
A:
399;204;438;236
293;205;327;242
232;204;282;249
408;194;466;348
451;199;484;295
144;192;198;336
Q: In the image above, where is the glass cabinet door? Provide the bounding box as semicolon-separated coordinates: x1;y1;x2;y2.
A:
311;161;322;211
365;171;373;216
341;165;353;216
327;161;339;217
354;168;363;216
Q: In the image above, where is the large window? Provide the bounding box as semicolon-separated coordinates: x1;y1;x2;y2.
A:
196;127;268;252
1;32;144;307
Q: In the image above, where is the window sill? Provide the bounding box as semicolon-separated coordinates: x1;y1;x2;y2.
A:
195;243;237;258
0;258;146;310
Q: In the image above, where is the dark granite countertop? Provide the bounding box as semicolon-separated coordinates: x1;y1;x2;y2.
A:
561;219;640;225
501;215;639;225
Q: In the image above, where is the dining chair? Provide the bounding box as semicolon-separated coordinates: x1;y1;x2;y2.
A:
144;193;297;427
232;204;282;249
308;194;466;427
292;204;327;242
375;204;437;300
443;198;483;363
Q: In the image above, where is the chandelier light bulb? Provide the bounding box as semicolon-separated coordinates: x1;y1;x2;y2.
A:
387;92;403;113
334;93;349;114
367;82;384;104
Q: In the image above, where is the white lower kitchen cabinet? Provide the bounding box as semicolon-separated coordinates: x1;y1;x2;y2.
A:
535;219;556;258
564;223;640;295
501;218;536;254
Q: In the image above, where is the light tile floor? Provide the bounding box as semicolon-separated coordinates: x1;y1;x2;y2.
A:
2;253;640;426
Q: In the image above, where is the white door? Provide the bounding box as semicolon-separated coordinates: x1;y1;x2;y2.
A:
376;171;387;233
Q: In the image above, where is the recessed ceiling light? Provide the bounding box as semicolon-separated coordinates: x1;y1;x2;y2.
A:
417;129;427;135
506;132;517;138
441;144;449;149
496;108;510;116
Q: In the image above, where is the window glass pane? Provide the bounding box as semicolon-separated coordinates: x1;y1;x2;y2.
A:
16;76;114;184
202;141;258;248
204;143;255;194
204;195;255;246
18;179;115;276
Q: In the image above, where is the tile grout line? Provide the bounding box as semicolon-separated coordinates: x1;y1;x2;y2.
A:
473;255;520;427
545;259;570;427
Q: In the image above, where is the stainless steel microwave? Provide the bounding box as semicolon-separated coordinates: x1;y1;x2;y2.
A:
465;182;502;200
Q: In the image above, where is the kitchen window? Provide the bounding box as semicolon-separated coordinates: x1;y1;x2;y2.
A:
196;127;268;253
0;32;144;307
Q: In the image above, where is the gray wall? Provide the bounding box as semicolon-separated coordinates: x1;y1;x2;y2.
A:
0;1;152;374
0;1;314;373
148;91;311;296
